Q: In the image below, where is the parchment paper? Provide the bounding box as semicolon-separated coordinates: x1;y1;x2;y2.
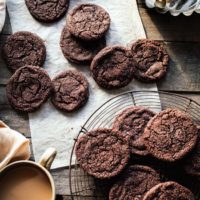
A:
0;0;6;33
6;0;159;169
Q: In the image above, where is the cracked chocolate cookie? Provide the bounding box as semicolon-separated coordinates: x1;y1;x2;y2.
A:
75;128;130;179
143;108;198;162
113;106;155;156
184;126;200;177
143;181;194;200
51;70;89;112
60;26;106;64
25;0;69;23
131;39;169;82
90;46;136;89
67;3;110;41
109;165;161;200
6;65;52;112
2;31;46;72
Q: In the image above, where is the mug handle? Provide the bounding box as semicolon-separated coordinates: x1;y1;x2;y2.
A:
39;148;57;170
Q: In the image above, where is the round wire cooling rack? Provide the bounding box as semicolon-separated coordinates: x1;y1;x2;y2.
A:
69;90;200;200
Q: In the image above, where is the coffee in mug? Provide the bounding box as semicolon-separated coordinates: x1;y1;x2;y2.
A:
0;148;56;200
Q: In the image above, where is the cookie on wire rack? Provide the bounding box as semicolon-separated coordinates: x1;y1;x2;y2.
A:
143;181;195;200
143;108;198;162
109;165;161;200
113;106;155;156
75;128;130;179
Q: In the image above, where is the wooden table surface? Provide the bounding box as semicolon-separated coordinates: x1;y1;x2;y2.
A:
1;1;200;199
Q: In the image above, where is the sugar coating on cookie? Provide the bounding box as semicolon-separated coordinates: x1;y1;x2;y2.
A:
113;106;155;156
75;128;130;179
67;3;110;40
143;108;198;162
131;39;169;82
109;165;161;200
3;31;46;72
143;181;194;200
25;0;69;23
90;46;136;89
6;65;52;112
51;70;89;112
60;26;106;64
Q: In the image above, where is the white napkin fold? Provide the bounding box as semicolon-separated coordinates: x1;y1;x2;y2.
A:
0;121;30;170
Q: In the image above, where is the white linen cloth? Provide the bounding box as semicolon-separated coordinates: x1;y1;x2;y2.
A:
0;121;30;170
6;0;159;168
0;0;6;33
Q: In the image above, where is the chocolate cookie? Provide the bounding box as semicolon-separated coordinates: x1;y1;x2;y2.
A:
131;39;169;82
25;0;69;23
75;128;130;179
51;70;89;112
2;31;46;72
113;106;155;156
143;108;198;162
6;65;52;112
90;46;136;89
60;26;106;64
143;181;194;200
109;165;161;200
67;4;110;40
184;126;200;176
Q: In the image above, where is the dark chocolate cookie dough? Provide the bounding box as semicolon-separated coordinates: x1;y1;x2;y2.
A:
109;165;161;200
184;126;200;176
25;0;69;23
67;3;110;40
6;65;52;112
51;70;89;112
113;106;155;156
2;31;46;72
90;46;136;89
131;39;169;82
143;181;194;200
143;108;198;162
60;26;106;64
75;128;130;179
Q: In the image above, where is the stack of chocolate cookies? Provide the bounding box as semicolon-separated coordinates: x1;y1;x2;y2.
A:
60;3;110;65
75;107;200;199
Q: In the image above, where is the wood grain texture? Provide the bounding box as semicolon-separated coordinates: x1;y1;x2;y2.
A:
139;8;200;42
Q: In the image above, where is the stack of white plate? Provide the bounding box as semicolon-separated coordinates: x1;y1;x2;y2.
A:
146;0;200;16
0;0;6;33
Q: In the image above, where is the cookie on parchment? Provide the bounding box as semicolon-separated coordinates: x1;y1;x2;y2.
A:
143;108;198;162
143;181;194;200
2;31;46;72
25;0;69;23
75;128;130;179
51;70;89;112
131;39;169;82
60;26;106;64
67;3;110;41
109;165;161;200
6;65;52;112
113;106;155;156
90;46;136;89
